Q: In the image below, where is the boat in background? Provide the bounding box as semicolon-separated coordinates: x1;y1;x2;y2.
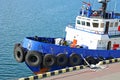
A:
14;0;120;74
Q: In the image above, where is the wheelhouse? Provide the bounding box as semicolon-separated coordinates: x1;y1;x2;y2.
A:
75;16;120;35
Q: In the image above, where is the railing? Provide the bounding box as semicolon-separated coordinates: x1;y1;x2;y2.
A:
79;9;117;19
114;13;120;19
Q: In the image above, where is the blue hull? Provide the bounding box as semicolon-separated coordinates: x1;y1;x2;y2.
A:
20;37;120;73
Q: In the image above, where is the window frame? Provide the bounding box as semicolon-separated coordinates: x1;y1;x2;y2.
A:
86;22;90;27
81;21;85;26
77;20;81;25
100;23;104;28
115;22;118;27
110;22;113;27
93;23;99;28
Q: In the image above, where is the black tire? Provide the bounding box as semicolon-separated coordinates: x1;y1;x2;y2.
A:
85;56;97;65
95;56;104;63
14;45;25;63
69;53;82;66
14;43;21;51
25;51;42;67
106;56;113;60
43;54;56;67
98;56;104;61
56;53;68;66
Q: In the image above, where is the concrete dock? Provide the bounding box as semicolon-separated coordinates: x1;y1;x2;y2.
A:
19;59;120;80
42;63;120;80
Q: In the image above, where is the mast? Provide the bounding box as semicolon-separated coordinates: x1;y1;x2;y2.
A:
98;0;110;18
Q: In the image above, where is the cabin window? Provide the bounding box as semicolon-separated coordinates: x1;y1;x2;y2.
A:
82;21;85;26
77;20;80;25
86;22;90;27
93;23;99;28
100;23;104;28
115;22;118;27
110;22;113;27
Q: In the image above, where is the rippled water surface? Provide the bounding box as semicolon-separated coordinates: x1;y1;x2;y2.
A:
0;0;119;80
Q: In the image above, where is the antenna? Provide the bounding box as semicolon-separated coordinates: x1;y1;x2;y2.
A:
82;1;91;6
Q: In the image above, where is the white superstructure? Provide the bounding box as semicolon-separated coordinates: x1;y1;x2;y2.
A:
65;1;120;50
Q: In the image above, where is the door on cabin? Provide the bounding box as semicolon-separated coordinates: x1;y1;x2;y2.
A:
107;41;111;50
104;22;109;34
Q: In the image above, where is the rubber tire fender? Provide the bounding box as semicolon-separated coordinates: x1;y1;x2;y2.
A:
43;54;56;67
56;53;68;66
14;45;25;63
69;53;82;66
106;56;113;60
25;51;42;67
14;43;21;51
98;56;104;61
85;56;97;65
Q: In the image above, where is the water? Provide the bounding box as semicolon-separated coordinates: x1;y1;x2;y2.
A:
0;0;119;80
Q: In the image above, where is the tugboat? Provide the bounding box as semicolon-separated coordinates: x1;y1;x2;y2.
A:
14;0;120;74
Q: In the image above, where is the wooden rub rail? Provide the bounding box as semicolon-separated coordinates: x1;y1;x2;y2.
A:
19;58;120;80
19;65;87;80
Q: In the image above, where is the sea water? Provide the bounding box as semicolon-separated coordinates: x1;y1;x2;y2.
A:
0;0;119;80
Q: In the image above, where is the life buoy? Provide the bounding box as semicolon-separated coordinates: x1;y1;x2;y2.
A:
43;54;56;67
84;56;96;65
25;51;42;67
56;53;68;66
69;53;82;66
14;45;25;63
